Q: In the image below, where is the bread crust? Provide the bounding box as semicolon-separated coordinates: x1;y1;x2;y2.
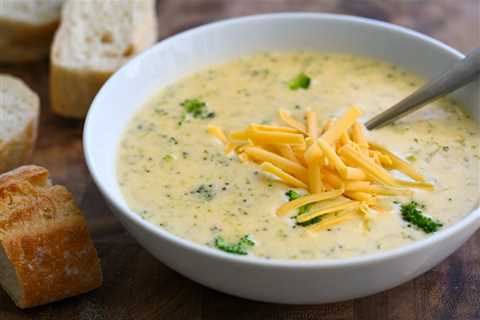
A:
0;164;48;187
0;166;102;309
0;17;59;63
0;75;39;173
0;18;59;42
50;63;111;118
0;41;51;64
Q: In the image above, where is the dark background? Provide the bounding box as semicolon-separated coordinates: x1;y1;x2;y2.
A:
0;0;479;319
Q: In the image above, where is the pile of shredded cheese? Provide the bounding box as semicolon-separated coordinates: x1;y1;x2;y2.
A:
207;106;433;232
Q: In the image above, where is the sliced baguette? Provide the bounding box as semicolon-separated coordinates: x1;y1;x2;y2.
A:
0;0;64;63
0;165;102;309
50;0;158;118
0;75;39;173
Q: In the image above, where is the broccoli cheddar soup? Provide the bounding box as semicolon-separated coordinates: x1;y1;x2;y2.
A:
117;52;479;260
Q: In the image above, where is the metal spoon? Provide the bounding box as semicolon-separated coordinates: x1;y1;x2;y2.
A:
365;48;480;130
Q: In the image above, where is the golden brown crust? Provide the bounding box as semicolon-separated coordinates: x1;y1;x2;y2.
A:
0;165;102;309
0;18;59;43
49;63;111;119
0;40;51;64
0;19;59;64
0;165;48;187
2;216;102;308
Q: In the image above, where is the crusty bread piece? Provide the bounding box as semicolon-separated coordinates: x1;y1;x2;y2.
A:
0;75;39;173
0;39;52;64
0;0;64;63
50;0;158;118
0;165;102;309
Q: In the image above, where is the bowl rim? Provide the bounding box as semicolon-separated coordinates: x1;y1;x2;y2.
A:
84;12;480;269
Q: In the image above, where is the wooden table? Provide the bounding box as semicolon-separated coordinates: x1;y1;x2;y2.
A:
1;0;478;319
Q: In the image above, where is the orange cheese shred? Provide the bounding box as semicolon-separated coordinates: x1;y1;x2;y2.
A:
308;211;359;232
345;181;371;191
251;124;302;133
297;199;360;223
278;109;307;133
322;106;362;145
338;144;397;186
244;146;308;181
306;111;319;138
275;144;300;163
260;162;308;189
247;126;306;145
276;189;344;216
369;142;425;181
316;138;348;177
322;169;344;189
351;122;369;148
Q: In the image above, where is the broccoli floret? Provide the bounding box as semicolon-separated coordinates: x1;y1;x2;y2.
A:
191;184;215;201
285;190;318;227
296;214;322;227
288;73;311;90
178;99;215;125
285;190;301;201
297;203;311;215
162;154;174;162
400;201;442;233
294;202;320;226
214;235;255;255
406;155;417;162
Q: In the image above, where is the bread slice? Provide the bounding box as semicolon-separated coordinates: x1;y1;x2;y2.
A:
0;75;39;173
50;0;158;118
0;165;102;308
0;0;64;63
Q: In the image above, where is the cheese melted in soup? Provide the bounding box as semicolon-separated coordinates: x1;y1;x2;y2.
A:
118;52;479;260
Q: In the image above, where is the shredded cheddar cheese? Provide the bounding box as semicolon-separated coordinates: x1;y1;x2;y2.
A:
229;130;249;141
207;125;235;154
244;146;308;182
322;106;362;145
296;197;360;223
345;180;371;191
260;162;308;189
247;126;306;145
276;189;344;216
306;111;319;138
351;122;369;148
369;142;425;181
278;109;307;133
308;210;359;232
317;137;348;177
322;169;344;189
345;166;367;180
208;107;434;232
275;144;299;163
251;124;301;133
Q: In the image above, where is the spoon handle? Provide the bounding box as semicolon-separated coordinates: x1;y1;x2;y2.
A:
366;48;480;130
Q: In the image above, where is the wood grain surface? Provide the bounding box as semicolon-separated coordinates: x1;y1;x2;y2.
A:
0;0;479;319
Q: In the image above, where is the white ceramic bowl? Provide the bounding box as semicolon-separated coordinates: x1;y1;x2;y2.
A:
84;13;480;304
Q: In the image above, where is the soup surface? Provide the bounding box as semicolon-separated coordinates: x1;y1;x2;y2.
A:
118;52;479;260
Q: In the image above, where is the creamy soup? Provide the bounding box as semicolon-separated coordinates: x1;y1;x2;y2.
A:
117;52;479;260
